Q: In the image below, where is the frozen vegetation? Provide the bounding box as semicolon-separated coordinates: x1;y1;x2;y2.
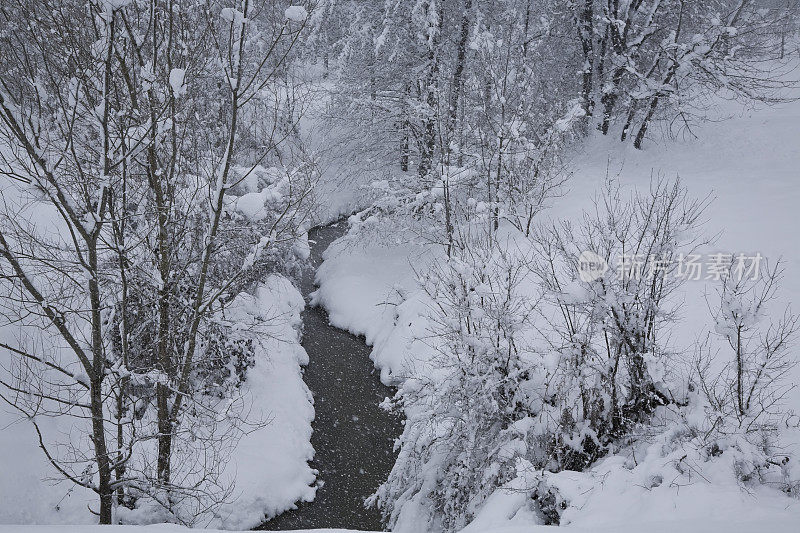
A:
1;1;799;533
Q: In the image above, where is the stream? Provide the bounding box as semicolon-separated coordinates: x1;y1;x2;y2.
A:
258;223;402;531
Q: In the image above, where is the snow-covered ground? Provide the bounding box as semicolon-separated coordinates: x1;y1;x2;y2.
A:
206;276;317;528
2;513;798;533
2;62;798;533
564;99;800;367
0;271;316;527
312;95;800;532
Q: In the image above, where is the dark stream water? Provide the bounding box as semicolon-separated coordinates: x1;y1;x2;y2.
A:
258;223;402;531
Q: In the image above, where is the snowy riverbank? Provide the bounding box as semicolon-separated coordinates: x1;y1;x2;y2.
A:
311;94;800;532
0;275;316;529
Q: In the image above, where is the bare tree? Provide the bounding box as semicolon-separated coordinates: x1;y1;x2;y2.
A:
696;259;798;428
0;0;314;523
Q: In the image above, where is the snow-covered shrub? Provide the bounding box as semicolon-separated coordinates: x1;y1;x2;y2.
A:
527;178;708;467
696;259;798;428
192;322;256;398
368;168;799;531
525;247;800;526
527;396;799;527
690;258;799;494
219;164;316;287
373;227;537;532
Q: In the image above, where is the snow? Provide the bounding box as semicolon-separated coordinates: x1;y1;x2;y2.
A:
554;101;586;132
99;0;132;11
2;20;799;531
0;415;94;524
229;190;267;220
169;68;186;98
219;8;244;25
0;272;317;527
1;514;799;533
312;236;436;384
205;275;317;528
0;178;98;524
285;6;308;22
224;166;293;222
311;92;800;531
0;527;370;533
4;85;797;528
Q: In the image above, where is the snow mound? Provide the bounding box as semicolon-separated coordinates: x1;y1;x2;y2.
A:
210;275;317;528
285;6;308;22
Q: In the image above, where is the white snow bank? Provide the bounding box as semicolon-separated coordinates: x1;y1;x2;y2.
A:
2;514;798;533
0;412;96;524
209;275;317;528
0;527;356;533
311;235;437;384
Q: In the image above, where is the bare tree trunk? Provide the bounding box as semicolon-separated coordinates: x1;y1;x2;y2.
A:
417;3;442;180
401;84;410;171
444;178;454;257
90;374;114;524
736;325;745;415
577;0;595;124
418;88;437;180
633;69;674;149
620;99;638;141
400;128;410;171
110;156;131;507
600;67;624;134
446;0;472;160
493;135;503;232
146;0;175;485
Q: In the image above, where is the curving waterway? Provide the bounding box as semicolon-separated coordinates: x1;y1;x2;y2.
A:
258;223;401;531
